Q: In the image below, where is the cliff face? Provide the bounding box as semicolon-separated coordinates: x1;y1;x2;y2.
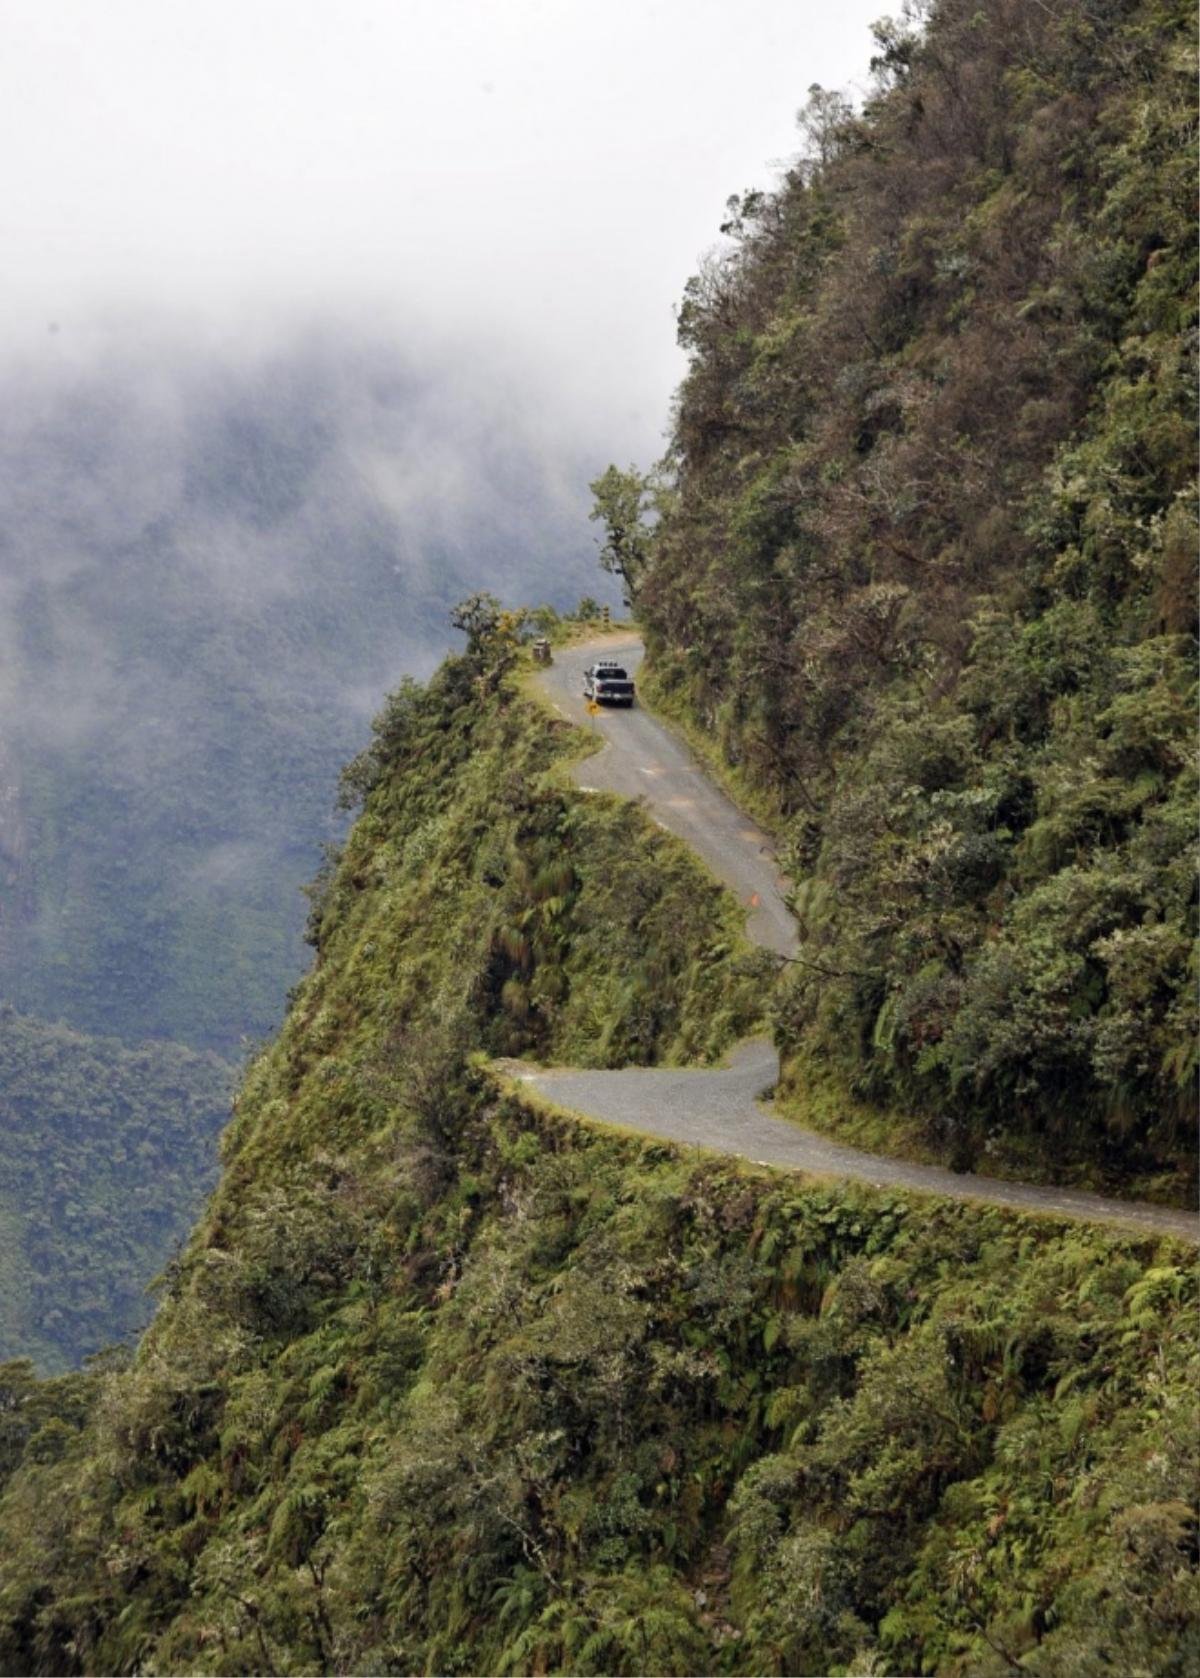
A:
0;641;1194;1677
638;0;1197;1182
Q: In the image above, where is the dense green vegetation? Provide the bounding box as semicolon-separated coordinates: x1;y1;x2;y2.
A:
628;0;1197;1187
0;1010;232;1370
0;635;1193;1676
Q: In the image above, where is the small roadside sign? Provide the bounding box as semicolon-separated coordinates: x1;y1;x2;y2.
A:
586;700;601;716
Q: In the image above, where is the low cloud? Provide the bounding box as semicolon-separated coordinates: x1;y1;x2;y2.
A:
0;0;886;1048
0;324;622;1047
0;1;883;444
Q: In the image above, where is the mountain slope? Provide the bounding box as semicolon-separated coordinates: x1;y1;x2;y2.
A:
0;1;1194;1666
637;0;1197;1185
0;634;1193;1677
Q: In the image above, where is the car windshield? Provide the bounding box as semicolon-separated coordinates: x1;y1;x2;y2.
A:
596;667;628;680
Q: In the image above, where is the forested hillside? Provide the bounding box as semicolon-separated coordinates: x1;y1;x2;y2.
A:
634;0;1196;1187
0;1010;231;1369
0;625;1192;1676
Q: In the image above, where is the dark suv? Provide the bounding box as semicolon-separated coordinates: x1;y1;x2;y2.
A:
583;660;636;707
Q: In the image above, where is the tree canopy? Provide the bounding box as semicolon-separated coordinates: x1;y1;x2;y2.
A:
637;0;1197;1186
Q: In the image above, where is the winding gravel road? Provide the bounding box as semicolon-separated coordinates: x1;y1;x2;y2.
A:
521;636;1198;1243
537;638;796;958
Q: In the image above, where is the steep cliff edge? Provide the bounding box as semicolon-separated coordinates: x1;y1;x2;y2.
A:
0;637;1193;1677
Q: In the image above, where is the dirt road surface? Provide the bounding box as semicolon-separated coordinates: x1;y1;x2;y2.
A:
515;1041;1200;1241
536;637;797;958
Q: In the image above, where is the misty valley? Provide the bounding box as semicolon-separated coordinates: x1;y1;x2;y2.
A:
0;328;614;1367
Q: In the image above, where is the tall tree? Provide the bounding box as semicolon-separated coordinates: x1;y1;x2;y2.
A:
588;465;655;603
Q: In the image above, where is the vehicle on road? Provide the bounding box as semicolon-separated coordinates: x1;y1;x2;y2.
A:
583;660;636;707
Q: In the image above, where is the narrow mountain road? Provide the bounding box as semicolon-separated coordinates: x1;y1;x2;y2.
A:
520;636;1199;1243
514;1043;1200;1242
536;637;796;958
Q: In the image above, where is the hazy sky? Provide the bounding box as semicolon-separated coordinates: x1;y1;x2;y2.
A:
2;0;885;450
